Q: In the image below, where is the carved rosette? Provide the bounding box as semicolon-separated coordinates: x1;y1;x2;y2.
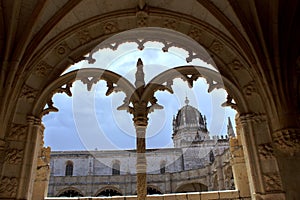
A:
136;11;148;27
76;29;92;45
0;176;18;198
34;61;54;77
8;123;27;141
263;173;283;192
210;40;224;54
55;41;70;56
258;143;274;160
273;129;300;155
163;19;178;30
103;21;118;34
188;26;202;42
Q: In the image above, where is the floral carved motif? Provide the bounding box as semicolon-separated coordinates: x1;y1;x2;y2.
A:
210;40;224;54
273;129;300;155
76;30;92;45
8;123;27;141
263;173;282;192
258;143;274;159
34;61;54;77
0;177;18;198
55;41;70;55
103;21;118;34
19;85;38;102
163;19;178;30
136;11;148;27
188;27;202;41
5;148;23;164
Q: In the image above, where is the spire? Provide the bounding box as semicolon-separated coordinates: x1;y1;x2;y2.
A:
227;117;235;137
135;58;145;88
185;96;189;105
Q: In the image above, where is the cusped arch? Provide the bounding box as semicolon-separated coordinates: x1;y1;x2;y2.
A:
147;185;163;195
56;187;84;197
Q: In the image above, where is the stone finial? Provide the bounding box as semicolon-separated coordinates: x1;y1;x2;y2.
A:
185;96;190;105
135;58;145;89
227;117;235;137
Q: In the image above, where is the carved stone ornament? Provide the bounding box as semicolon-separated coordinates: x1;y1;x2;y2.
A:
229;59;243;70
263;173;283;192
258;143;274;159
0;176;18;198
136;11;148;27
76;29;92;45
239;113;266;124
34;61;54;77
19;84;38;102
55;41;70;55
103;21;118;34
163;19;178;30
243;81;256;96
221;94;237;110
8;123;27;141
188;26;202;42
273;129;300;155
210;40;224;54
5;148;24;164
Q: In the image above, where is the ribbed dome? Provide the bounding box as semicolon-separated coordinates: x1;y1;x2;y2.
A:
173;97;207;132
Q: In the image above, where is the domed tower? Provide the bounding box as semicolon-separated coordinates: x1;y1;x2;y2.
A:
172;97;209;148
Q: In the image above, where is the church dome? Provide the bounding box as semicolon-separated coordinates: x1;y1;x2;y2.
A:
173;97;207;132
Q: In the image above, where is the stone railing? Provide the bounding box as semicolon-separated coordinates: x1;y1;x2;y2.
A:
45;190;247;200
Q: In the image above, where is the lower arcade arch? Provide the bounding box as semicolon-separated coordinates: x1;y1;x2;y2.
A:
175;182;208;193
56;187;84;197
95;187;123;197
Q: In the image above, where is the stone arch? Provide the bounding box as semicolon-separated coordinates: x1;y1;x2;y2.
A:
56;187;84;197
147;185;163;195
175;182;208;193
95;186;123;197
6;10;278;199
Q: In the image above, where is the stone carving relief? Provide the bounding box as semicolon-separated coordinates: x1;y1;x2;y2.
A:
221;94;237;110
229;59;243;70
188;26;202;42
34;61;54;77
163;19;178;30
103;21;118;34
0;176;18;198
243;81;256;96
273;128;300;155
136;11;148;27
19;84;38;102
210;40;224;54
8;123;27;141
263;173;282;192
5;148;24;164
76;29;92;45
55;41;70;56
258;143;274;160
239;113;266;124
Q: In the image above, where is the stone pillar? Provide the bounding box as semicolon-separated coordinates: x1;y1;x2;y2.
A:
135;125;147;200
32;122;51;200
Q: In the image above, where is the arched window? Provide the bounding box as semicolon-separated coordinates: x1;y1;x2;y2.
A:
58;189;83;197
112;160;120;175
96;188;122;197
147;186;162;195
65;161;73;176
160;161;166;174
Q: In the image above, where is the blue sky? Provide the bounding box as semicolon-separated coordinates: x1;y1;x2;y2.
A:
43;42;236;151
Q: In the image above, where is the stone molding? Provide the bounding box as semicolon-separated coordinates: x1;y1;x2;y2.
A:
0;176;18;198
263;172;283;192
239;113;266;124
258;143;274;160
4;148;24;164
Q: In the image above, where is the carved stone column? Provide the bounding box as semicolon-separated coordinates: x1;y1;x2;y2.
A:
16;116;44;199
32;122;51;200
135;125;147;200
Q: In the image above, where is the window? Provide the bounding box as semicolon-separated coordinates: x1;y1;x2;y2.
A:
65;161;73;176
112;161;120;175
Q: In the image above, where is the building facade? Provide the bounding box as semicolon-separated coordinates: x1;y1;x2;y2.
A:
48;99;235;197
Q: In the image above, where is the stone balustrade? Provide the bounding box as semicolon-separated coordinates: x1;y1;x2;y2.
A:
45;190;247;200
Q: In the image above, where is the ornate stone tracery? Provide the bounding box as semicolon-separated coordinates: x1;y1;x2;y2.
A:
272;128;300;155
